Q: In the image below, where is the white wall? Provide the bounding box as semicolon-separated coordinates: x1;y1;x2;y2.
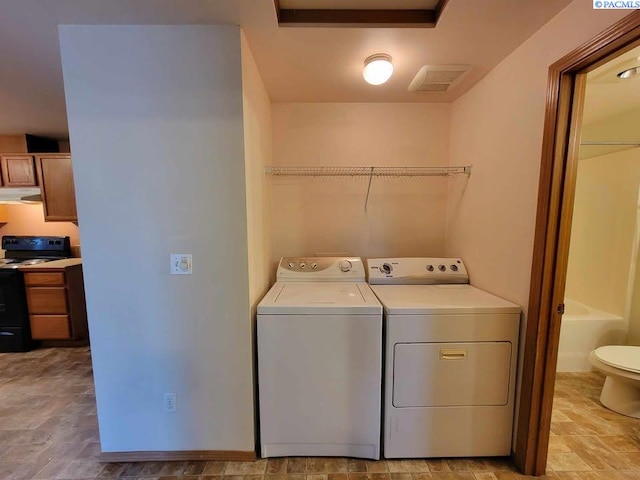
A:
59;25;255;452
270;103;452;262
446;1;628;444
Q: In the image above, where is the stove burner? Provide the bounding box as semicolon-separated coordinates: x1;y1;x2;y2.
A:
0;259;57;269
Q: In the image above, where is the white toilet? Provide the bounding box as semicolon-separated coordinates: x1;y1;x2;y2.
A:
589;345;640;418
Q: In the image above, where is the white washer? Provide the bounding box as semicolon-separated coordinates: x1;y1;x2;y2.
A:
258;257;383;459
367;258;520;458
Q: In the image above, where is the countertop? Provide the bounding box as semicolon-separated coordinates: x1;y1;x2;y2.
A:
19;258;83;270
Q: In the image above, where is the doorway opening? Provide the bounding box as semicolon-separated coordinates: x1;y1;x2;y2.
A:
514;11;640;476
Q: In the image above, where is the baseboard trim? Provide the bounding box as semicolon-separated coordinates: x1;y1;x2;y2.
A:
99;450;257;462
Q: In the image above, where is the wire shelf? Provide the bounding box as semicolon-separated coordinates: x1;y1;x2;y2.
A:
265;165;472;177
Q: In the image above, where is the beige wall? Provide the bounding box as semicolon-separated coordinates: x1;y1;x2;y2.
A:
446;1;628;444
565;152;640;319
0;204;79;246
241;33;273;303
447;2;627;311
270;102;452;262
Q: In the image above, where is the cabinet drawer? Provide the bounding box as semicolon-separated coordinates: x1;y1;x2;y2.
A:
26;287;68;314
30;315;71;339
24;272;65;286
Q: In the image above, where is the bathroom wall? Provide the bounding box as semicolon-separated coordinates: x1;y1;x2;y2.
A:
270;102;452;264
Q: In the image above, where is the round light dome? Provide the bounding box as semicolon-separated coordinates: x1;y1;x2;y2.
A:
363;54;393;85
618;67;640;79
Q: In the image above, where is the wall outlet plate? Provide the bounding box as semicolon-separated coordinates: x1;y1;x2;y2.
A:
164;392;177;412
170;254;192;275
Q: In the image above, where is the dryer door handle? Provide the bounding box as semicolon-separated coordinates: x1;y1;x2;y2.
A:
440;349;467;360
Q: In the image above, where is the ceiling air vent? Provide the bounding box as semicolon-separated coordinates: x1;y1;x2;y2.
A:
408;65;472;93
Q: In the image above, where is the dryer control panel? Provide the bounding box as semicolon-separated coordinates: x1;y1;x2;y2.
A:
277;257;366;282
367;257;469;285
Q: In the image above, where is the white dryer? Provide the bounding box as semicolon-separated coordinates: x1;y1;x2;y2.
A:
258;257;383;459
367;258;520;458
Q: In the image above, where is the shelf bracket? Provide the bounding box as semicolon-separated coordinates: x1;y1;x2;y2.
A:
364;167;374;212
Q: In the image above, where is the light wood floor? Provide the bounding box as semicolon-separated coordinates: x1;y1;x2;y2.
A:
0;348;639;479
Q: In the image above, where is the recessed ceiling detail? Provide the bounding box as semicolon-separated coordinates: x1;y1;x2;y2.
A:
274;0;450;28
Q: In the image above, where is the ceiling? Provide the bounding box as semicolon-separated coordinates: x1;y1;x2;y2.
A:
583;45;640;126
0;0;573;138
580;45;640;160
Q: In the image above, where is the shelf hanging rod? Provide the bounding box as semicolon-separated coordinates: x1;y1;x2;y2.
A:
581;141;640;146
265;165;472;177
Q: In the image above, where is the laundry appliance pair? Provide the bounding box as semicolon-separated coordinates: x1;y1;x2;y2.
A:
257;257;520;460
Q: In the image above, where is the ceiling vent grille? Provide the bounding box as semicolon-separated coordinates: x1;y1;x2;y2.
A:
408;65;472;93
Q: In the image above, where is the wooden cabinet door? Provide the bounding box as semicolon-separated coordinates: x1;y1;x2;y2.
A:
35;155;77;221
26;287;68;314
1;155;37;186
30;315;71;340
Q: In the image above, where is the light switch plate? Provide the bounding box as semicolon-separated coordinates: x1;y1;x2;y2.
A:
170;254;192;275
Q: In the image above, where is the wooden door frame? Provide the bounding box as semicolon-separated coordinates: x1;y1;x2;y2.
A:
514;11;640;476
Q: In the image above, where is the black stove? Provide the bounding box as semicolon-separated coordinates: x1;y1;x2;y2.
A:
1;236;71;267
0;236;71;352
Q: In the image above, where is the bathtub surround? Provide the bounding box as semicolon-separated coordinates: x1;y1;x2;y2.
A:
565;147;640;319
557;299;626;372
562;130;640;370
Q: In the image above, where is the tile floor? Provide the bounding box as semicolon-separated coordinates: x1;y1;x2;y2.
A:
0;348;639;479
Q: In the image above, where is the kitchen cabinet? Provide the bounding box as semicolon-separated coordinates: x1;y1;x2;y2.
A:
0;155;37;186
35;154;78;222
0;134;60;154
22;260;88;344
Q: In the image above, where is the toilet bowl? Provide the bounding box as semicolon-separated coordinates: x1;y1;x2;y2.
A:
589;345;640;419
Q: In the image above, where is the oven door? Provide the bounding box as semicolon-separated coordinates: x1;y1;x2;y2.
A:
0;270;31;352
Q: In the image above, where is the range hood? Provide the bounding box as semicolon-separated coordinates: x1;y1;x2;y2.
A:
0;187;42;204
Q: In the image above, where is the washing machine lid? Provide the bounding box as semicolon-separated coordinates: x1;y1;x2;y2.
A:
593;346;640;374
370;284;520;315
258;281;382;315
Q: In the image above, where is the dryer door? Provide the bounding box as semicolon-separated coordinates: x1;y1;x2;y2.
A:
393;342;511;407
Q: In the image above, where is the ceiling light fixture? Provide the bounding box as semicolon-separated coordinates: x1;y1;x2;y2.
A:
617;67;640;79
363;54;393;85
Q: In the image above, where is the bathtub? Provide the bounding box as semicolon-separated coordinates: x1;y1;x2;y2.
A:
557;299;627;372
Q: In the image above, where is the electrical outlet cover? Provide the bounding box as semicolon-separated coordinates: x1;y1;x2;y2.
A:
164;393;177;412
170;254;192;275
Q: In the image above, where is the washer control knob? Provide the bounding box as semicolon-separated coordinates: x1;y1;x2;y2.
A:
438;264;447;272
426;265;434;272
450;264;459;272
380;263;393;274
339;260;352;272
311;262;318;269
288;262;294;269
299;262;307;269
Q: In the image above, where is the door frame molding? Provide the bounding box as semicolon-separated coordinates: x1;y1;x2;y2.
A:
514;11;640;476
